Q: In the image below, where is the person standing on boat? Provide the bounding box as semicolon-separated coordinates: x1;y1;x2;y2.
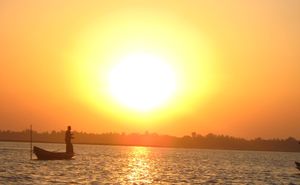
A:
65;126;74;154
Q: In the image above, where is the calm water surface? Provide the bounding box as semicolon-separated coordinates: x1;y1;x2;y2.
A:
0;141;299;184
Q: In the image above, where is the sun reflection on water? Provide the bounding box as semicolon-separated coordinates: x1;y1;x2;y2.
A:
126;147;153;184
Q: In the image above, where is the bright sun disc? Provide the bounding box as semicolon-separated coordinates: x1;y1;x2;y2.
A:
108;52;177;112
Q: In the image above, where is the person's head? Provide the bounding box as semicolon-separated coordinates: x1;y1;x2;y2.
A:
67;126;71;130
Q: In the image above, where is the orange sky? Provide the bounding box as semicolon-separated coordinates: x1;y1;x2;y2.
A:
0;0;299;139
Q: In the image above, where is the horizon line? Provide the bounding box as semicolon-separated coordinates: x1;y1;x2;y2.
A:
0;129;299;141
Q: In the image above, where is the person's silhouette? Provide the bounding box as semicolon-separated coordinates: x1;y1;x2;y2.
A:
65;126;74;154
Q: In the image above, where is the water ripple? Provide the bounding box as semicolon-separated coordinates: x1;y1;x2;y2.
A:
0;142;299;184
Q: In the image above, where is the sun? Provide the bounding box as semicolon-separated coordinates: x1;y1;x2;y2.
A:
69;10;215;124
108;52;177;112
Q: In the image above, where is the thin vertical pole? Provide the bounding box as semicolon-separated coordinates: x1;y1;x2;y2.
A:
30;125;32;160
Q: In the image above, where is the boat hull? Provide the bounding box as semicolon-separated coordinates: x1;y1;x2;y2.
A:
295;161;300;171
33;146;74;160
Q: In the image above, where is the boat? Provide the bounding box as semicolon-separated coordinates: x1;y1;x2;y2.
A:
33;146;74;160
296;161;300;171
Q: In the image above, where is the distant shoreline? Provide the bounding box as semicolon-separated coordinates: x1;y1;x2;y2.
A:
1;130;299;153
1;139;299;153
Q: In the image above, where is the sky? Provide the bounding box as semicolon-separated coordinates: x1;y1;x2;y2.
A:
0;0;299;139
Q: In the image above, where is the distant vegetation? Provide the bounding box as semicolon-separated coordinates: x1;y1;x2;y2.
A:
0;130;299;152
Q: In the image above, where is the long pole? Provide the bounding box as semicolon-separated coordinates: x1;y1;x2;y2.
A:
30;125;32;160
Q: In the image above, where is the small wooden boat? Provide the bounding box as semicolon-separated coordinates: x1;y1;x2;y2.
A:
295;161;300;171
33;146;74;160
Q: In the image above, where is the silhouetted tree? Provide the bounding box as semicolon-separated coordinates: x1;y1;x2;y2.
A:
0;130;299;152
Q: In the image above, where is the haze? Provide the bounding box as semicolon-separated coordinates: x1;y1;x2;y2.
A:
0;0;299;139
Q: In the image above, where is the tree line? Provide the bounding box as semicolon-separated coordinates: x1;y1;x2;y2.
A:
0;130;299;152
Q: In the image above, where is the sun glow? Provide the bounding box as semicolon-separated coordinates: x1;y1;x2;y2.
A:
68;9;216;125
108;52;177;112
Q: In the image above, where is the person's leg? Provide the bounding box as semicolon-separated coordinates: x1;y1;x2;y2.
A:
66;143;72;153
66;143;68;153
70;143;73;153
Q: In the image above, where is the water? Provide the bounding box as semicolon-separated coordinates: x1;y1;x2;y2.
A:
0;141;299;184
